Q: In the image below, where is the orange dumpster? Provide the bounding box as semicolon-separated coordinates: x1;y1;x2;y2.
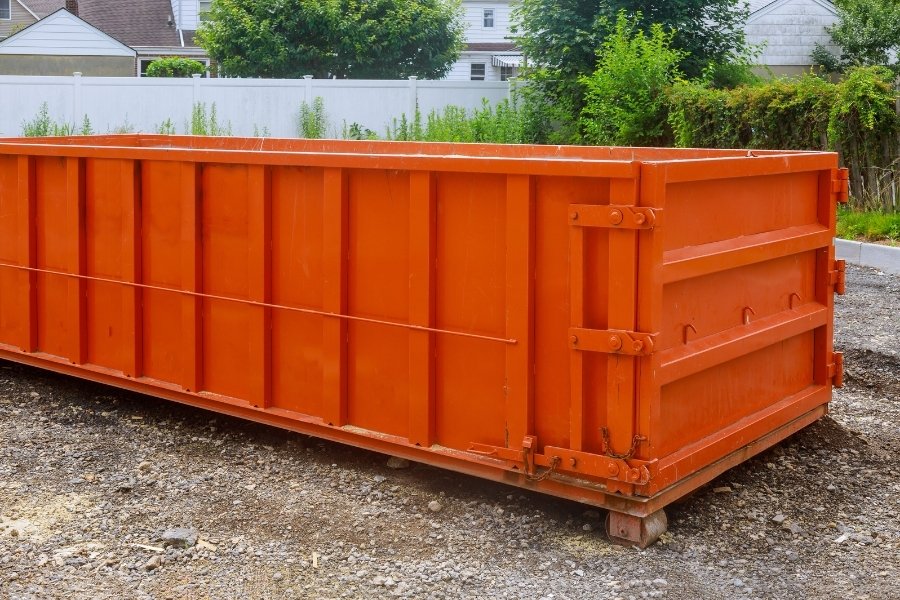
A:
0;135;846;546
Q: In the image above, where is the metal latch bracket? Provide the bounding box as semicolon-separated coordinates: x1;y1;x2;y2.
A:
570;204;660;229
569;328;657;356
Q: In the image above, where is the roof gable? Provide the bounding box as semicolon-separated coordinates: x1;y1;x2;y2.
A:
0;8;136;56
748;0;837;23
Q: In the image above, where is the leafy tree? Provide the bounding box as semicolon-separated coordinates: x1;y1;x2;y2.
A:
514;0;749;81
145;57;206;77
196;0;464;79
812;0;900;74
512;0;750;142
579;14;685;146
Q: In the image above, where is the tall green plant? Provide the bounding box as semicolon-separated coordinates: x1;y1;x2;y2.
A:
21;102;85;137
298;97;328;139
579;13;685;146
189;102;232;136
385;98;530;143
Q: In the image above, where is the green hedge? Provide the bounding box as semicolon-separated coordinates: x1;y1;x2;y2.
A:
668;67;900;211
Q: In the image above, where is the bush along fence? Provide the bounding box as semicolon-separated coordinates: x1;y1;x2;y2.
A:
667;67;900;212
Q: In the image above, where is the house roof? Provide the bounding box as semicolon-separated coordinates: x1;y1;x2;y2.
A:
0;8;135;56
748;0;836;15
747;0;837;23
466;42;517;52
22;0;65;18
21;0;200;48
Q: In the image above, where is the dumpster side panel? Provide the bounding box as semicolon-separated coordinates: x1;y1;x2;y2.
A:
532;175;610;452
662;172;820;251
658;334;814;455
200;164;255;402
85;159;130;372
270;166;325;416
433;172;508;449
653;163;836;471
34;157;69;360
0;156;27;347
140;160;189;385
347;169;411;438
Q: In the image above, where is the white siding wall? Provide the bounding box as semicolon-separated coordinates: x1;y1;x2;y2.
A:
170;0;200;31
445;52;507;82
0;10;135;56
462;1;515;44
0;75;510;137
746;0;839;67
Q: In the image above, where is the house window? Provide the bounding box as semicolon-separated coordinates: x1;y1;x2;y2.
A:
500;66;515;81
483;9;494;28
199;0;212;21
0;0;11;21
470;63;485;81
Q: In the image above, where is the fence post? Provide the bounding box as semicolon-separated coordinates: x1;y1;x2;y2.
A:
72;72;82;126
408;76;418;119
304;75;313;106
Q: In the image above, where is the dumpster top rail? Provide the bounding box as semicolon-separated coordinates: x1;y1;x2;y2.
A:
0;135;836;178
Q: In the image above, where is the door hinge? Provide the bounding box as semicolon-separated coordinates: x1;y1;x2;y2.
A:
828;352;844;388
570;204;660;229
569;328;657;356
832;168;849;204
830;259;846;295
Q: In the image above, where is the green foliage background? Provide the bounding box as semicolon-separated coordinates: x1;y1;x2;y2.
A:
196;0;464;80
668;67;900;211
145;57;206;78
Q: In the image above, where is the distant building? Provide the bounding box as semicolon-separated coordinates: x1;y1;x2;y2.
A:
746;0;840;75
445;1;522;82
0;8;135;76
0;0;208;76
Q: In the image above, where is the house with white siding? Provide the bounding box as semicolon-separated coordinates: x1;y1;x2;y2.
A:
444;0;841;81
0;0;207;75
0;7;135;75
444;0;522;82
745;0;839;74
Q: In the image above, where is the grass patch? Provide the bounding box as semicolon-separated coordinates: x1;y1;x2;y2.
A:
837;209;900;244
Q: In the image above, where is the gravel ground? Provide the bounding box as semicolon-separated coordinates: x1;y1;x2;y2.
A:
0;264;897;600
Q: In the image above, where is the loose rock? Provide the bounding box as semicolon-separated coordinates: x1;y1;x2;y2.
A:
386;457;411;469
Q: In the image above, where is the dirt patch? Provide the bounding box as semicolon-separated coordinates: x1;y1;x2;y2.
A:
0;264;898;599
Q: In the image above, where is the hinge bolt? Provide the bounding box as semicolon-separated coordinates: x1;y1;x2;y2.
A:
570;211;579;220
632;340;644;352
607;463;619;476
633;212;646;225
609;209;623;225
608;335;622;350
570;335;578;345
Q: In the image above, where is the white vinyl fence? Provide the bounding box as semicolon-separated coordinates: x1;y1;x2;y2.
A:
0;74;512;138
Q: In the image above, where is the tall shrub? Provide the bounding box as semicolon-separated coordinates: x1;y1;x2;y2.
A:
579;14;685;146
667;67;900;210
145;57;206;77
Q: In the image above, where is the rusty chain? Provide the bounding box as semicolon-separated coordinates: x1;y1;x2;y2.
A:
600;427;646;460
525;455;560;482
